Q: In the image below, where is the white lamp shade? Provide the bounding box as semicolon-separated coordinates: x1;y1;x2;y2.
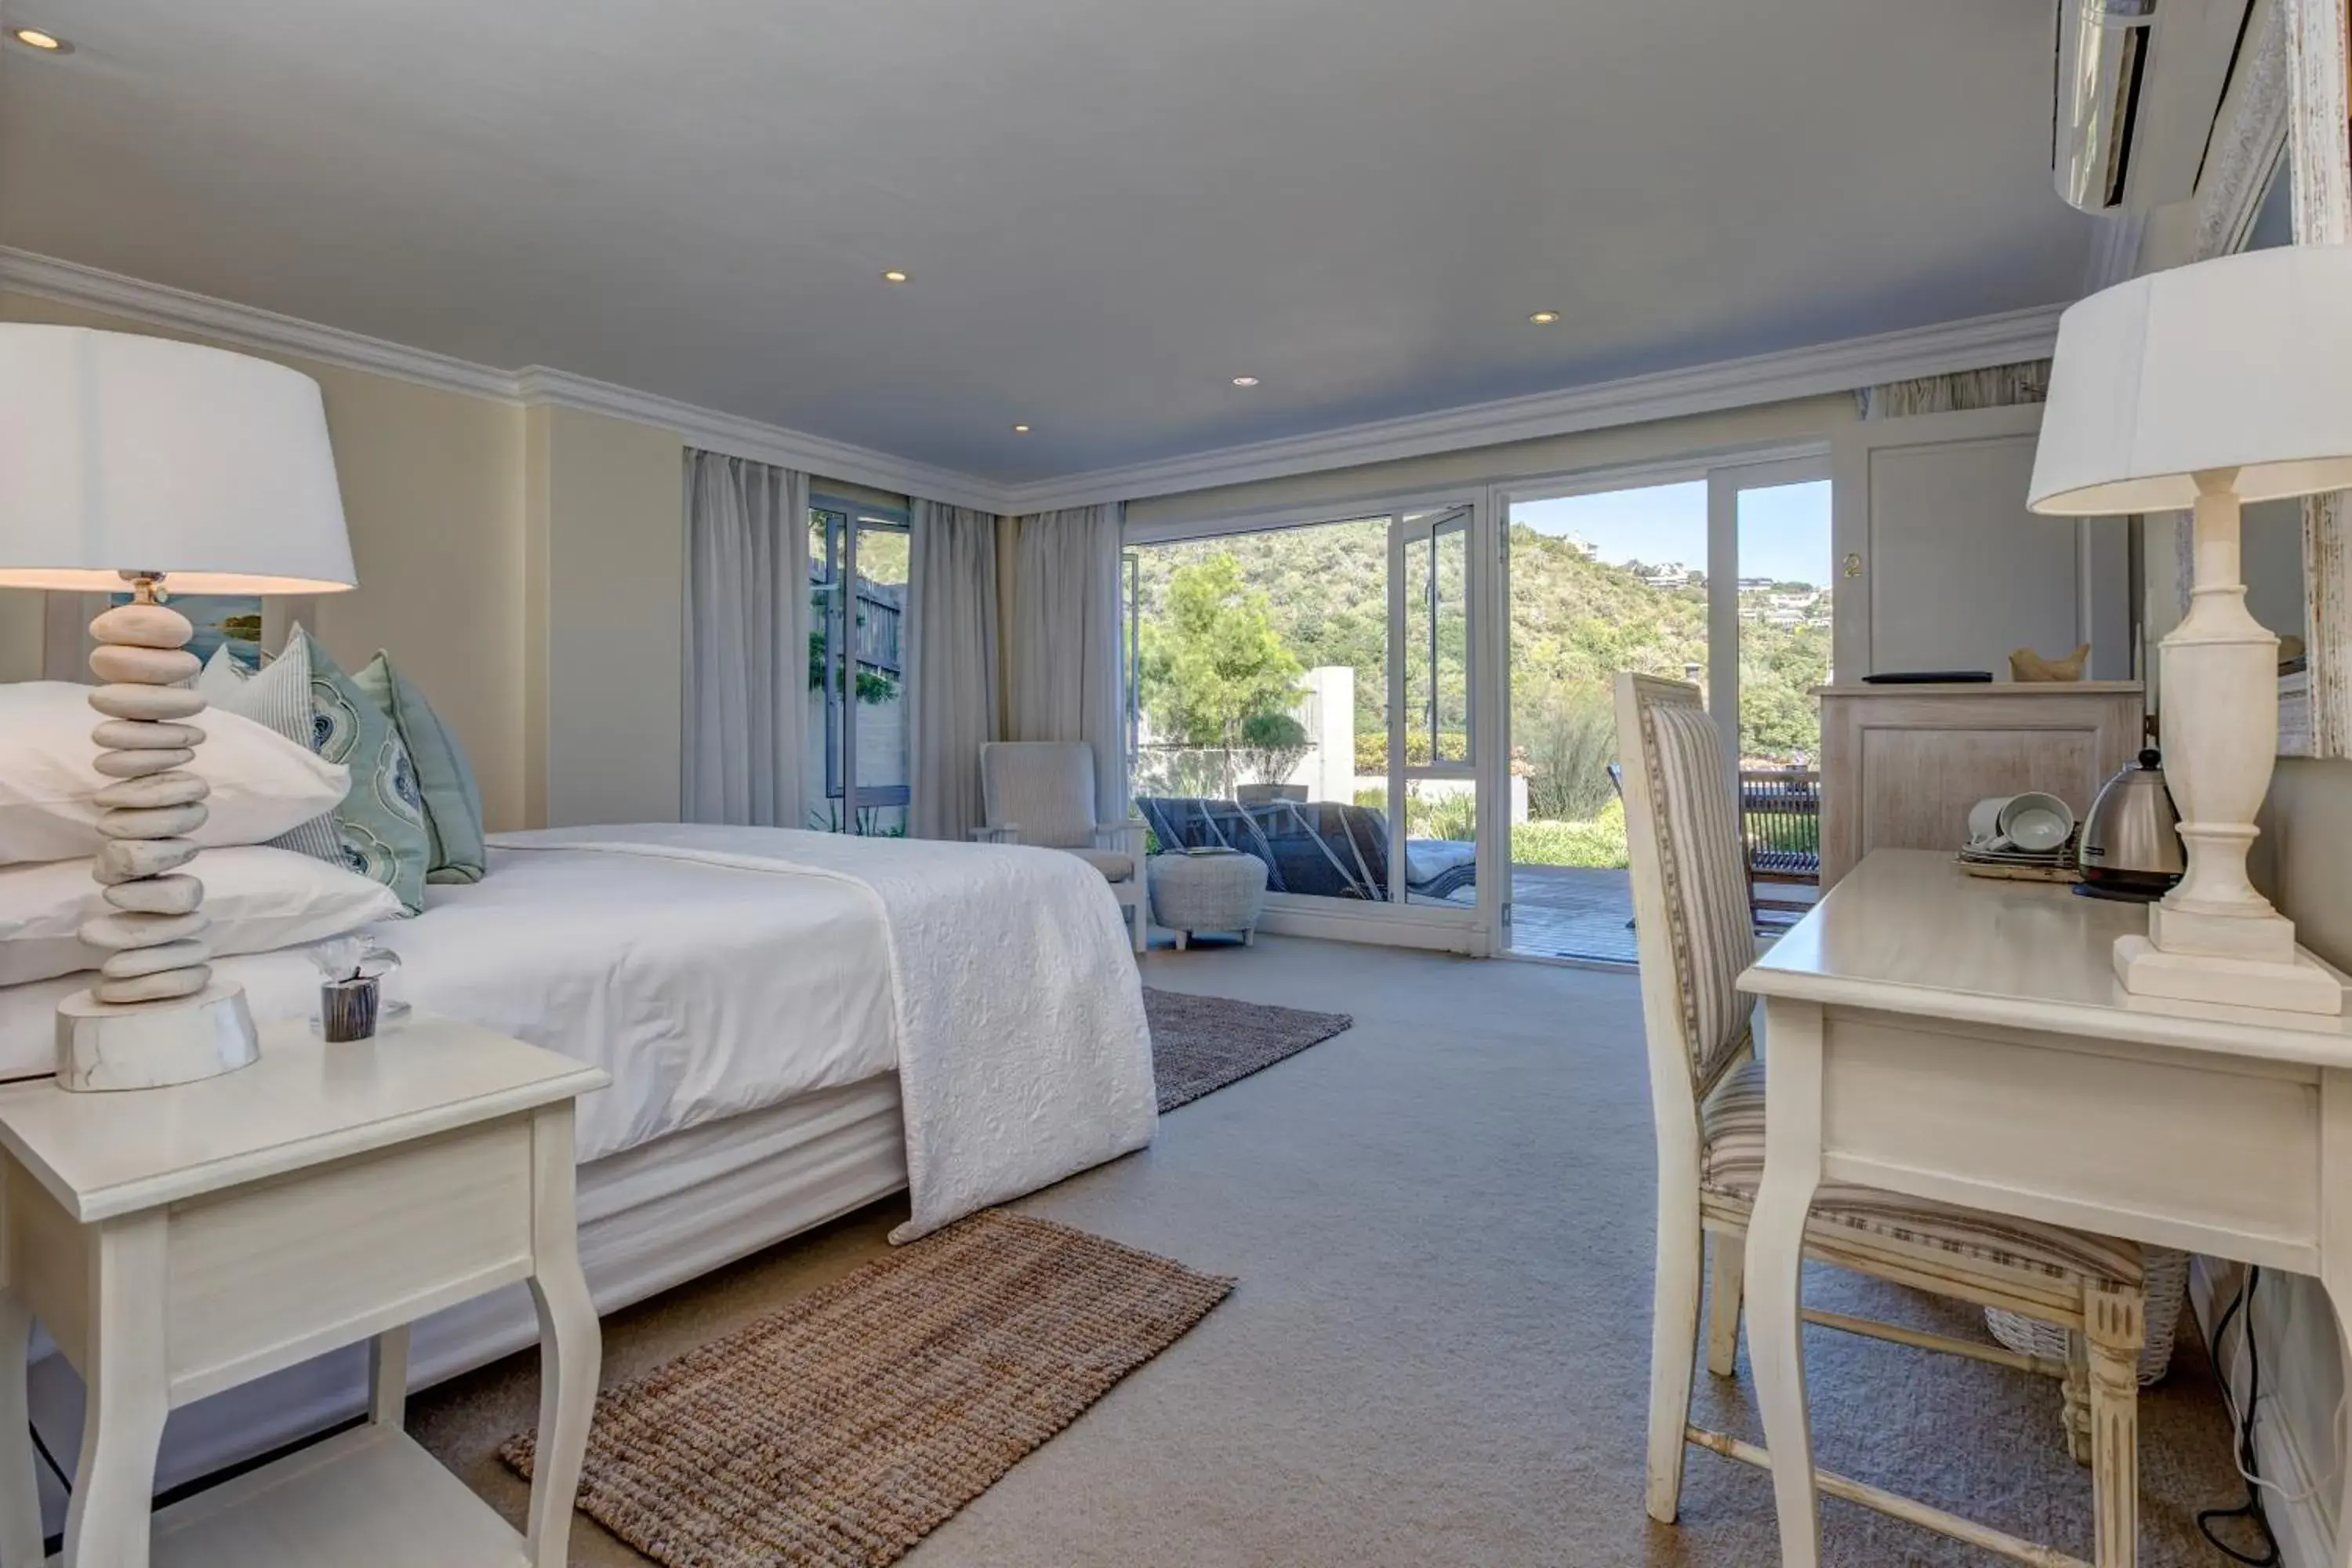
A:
2027;245;2352;515
0;325;356;593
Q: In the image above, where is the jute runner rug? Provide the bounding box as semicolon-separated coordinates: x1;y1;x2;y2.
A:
503;1210;1231;1568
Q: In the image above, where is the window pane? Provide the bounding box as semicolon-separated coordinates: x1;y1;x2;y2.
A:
1501;481;1707;961
1399;510;1470;771
851;520;909;837
805;510;843;829
1129;518;1389;903
1733;480;1831;766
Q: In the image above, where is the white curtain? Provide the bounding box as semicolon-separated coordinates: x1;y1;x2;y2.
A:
1004;503;1127;823
906;501;1001;842
681;450;809;827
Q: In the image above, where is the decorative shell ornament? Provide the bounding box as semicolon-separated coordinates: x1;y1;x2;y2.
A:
2009;643;2089;683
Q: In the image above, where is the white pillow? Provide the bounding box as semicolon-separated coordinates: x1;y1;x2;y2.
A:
194;641;344;866
0;682;350;865
0;846;401;986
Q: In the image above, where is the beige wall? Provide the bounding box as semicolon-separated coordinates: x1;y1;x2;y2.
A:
0;292;684;831
1124;394;1858;527
525;404;686;826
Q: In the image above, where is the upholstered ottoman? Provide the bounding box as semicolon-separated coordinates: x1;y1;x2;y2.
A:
1148;850;1268;949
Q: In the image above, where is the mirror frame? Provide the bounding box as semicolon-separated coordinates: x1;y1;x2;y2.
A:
2177;0;2350;757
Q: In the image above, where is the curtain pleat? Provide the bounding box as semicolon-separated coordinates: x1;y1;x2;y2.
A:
906;501;1002;841
681;450;808;827
1003;503;1127;823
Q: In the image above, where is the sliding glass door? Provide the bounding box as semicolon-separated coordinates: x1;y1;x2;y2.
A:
1500;480;1707;962
1710;463;1831;931
1120;452;1828;957
808;498;910;835
1124;497;1484;927
1395;506;1475;906
1496;452;1830;961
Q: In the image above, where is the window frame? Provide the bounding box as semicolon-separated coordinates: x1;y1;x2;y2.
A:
809;492;913;833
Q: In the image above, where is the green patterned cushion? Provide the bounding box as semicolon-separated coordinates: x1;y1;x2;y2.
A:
289;627;430;914
352;652;486;885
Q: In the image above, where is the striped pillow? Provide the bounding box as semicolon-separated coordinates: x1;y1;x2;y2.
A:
194;641;345;865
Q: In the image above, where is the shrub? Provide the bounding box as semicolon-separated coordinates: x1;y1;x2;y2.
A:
1509;800;1629;869
1517;684;1618;822
1354;731;1468;774
1237;712;1311;785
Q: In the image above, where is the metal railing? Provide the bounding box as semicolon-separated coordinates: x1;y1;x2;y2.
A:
1740;768;1820;927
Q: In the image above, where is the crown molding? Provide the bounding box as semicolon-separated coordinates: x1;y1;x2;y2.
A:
510;366;1005;514
3;245;2067;521
0;246;521;400
0;247;1012;513
1000;302;2067;511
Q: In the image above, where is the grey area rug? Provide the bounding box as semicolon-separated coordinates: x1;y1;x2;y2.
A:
1144;986;1353;1112
503;1210;1232;1568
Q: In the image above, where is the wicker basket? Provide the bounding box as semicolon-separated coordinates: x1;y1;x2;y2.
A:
1984;1246;2191;1385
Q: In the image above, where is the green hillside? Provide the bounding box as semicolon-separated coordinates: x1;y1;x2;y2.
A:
1130;519;1828;863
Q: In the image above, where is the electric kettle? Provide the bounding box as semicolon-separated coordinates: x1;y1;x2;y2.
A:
2074;748;2185;901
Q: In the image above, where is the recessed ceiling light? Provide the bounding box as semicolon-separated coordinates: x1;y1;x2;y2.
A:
1528;310;1561;325
7;27;71;52
1231;376;1260;387
1012;424;1031;434
880;269;909;284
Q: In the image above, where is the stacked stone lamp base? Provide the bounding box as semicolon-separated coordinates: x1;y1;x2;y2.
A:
56;576;261;1091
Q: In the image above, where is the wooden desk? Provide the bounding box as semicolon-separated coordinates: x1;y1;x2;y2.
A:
1737;850;2352;1566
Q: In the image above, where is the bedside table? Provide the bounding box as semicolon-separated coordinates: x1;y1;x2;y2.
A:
0;1013;610;1567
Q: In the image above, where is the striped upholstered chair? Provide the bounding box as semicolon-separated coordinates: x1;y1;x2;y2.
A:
974;742;1149;953
1614;673;2147;1566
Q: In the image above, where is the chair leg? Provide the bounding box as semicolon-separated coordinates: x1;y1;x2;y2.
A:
1646;1189;1705;1524
1175;931;1189;950
2062;1331;2092;1465
1131;899;1148;953
1706;1230;1745;1377
2085;1285;2143;1568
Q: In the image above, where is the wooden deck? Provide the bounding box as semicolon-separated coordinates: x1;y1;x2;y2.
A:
1502;866;1639;964
1468;864;1817;964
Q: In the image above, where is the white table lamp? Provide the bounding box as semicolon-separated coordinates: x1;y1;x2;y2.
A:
0;326;356;1088
2029;245;2352;1014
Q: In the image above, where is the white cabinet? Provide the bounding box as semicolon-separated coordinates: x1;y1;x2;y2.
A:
1816;681;2146;886
1832;405;2131;681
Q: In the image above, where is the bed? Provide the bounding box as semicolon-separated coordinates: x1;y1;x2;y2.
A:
7;825;1155;1498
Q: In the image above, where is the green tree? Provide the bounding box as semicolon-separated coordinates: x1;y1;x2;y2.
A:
1137;556;1303;750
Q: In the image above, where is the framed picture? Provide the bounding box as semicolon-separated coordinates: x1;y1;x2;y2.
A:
42;592;318;681
123;593;263;672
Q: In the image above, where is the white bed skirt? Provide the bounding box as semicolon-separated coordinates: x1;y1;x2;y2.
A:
29;1076;909;1514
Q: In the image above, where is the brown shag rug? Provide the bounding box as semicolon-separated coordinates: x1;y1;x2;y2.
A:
1145;986;1352;1112
501;1209;1232;1568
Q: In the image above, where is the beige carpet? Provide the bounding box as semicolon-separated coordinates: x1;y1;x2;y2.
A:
412;938;2252;1566
1144;985;1352;1111
502;1211;1231;1568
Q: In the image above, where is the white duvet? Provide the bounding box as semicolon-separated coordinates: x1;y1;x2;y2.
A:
0;825;1156;1240
495;826;1158;1240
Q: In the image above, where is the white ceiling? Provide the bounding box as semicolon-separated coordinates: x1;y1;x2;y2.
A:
0;0;2094;486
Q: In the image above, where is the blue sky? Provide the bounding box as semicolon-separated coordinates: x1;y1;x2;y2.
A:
1512;479;1831;586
